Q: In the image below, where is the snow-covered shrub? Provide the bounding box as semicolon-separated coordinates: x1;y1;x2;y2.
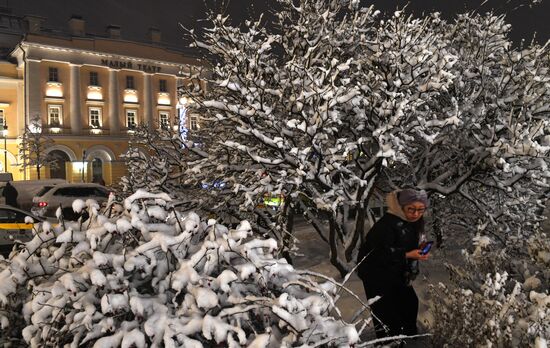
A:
429;231;550;347
0;190;360;347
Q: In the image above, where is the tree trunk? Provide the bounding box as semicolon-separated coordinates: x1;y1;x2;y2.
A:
345;204;365;262
281;197;295;265
329;217;349;278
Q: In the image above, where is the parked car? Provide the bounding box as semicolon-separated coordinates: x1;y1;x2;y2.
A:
0;179;67;211
0;205;44;257
31;183;110;219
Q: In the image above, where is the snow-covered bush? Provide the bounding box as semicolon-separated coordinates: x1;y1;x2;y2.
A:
0;190;361;347
429;231;550;347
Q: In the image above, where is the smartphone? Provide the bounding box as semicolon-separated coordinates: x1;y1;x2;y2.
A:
419;241;434;255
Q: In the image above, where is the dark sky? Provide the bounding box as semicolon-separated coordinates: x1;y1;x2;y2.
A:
3;0;549;49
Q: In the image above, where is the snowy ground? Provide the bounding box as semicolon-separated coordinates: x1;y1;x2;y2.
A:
291;200;550;346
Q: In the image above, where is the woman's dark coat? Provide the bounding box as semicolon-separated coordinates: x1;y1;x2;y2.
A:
357;192;422;295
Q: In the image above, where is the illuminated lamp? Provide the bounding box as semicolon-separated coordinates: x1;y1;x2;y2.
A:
72;161;85;173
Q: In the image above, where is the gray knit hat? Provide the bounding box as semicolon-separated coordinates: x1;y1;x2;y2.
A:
397;189;429;207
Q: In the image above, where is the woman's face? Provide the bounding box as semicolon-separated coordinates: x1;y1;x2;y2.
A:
403;202;426;222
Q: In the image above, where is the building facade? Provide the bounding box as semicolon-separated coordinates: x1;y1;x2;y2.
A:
0;11;204;184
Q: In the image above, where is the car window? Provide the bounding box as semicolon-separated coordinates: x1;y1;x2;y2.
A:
0;209;18;223
54;187;80;196
53;188;69;196
94;188;109;197
81;188;96;196
36;186;55;197
53;187;106;197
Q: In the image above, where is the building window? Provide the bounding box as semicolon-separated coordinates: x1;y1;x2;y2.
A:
89;107;102;128
159;111;169;129
126;109;137;128
48;67;59;82
190;115;199;131
0;110;4;127
126;76;135;89
47;105;62;126
89;72;99;86
159;79;167;92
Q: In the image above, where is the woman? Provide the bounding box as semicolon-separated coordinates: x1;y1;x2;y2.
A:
357;188;430;339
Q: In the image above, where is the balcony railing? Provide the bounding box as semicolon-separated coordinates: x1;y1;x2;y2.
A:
123;89;138;103
45;81;63;98
87;85;103;100
157;92;171;106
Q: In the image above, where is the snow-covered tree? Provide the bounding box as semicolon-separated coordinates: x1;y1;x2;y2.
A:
18;115;56;180
119;127;175;194
172;0;550;275
0;190;364;347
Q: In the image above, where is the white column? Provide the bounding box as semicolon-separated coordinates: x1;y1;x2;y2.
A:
143;73;153;130
69;64;82;134
26;59;41;125
108;69;120;134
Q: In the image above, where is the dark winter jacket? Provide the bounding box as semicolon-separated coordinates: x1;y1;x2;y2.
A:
357;191;423;296
2;181;18;208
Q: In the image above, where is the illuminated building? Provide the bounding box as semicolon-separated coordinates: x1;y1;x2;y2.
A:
0;9;204;184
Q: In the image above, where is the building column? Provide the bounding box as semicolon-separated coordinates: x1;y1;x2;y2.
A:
108;69;120;134
16;80;24;139
69;64;82;134
143;73;153;130
26;59;41;125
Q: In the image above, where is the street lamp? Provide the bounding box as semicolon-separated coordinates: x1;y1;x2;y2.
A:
82;149;86;182
1;124;7;173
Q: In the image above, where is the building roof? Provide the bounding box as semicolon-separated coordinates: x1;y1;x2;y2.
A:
0;5;203;64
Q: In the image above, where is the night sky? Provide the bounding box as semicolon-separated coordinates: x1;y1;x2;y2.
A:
3;0;549;49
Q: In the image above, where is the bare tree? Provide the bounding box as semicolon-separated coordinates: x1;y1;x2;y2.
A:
18;116;56;180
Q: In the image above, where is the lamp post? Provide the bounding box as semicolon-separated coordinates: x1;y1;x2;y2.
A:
2;124;7;173
81;149;86;182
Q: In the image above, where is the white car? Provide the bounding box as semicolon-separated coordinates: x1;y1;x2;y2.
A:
31;183;110;219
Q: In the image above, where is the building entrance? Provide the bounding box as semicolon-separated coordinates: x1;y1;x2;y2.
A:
92;158;103;183
48;150;70;180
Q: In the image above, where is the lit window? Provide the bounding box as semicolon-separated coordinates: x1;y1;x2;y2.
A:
126;109;137;128
48;67;59;82
190;115;199;131
0;110;4;127
159;111;169;129
89;72;99;86
159;79;167;92
126;76;135;89
48;105;62;126
89;107;102;128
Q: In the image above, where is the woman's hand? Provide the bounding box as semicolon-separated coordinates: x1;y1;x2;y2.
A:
405;249;430;260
